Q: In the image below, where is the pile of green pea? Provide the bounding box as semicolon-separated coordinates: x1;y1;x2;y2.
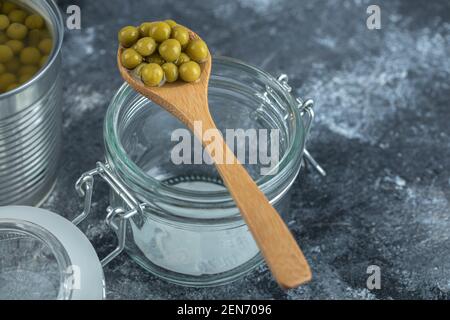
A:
118;20;209;87
0;1;52;94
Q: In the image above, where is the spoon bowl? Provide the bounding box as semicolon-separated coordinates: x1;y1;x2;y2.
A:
118;31;211;129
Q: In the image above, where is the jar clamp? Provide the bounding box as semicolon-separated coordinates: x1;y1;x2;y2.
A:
277;74;326;177
74;161;143;266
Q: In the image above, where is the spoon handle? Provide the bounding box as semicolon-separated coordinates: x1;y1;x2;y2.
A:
195;116;312;289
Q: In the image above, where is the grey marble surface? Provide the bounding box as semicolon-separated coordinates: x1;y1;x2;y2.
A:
44;0;450;299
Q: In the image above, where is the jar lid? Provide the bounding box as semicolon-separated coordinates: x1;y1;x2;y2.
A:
0;206;105;300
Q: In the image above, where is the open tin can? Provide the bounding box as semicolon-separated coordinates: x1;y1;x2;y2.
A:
0;0;64;206
0;57;324;298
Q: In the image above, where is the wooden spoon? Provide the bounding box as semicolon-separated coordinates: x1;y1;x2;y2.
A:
117;31;312;289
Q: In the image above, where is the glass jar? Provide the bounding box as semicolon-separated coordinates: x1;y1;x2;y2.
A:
0;0;64;206
75;57;319;287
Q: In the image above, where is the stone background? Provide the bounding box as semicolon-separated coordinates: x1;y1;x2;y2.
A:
46;0;450;299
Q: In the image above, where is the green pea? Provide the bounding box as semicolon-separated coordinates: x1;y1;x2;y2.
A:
186;39;209;63
118;26;139;48
18;64;38;76
19;72;33;84
20;47;41;65
8;9;27;24
0;14;10;30
158;38;181;62
5;56;20;72
149;21;171;42
145;53;165;65
39;28;51;39
175;52;190;66
171;26;190;48
5;39;24;54
133;63;148;77
0;31;7;44
121;48;142;69
141;63;164;87
39;55;48;68
27;29;41;46
133;37;156;57
0;44;13;63
179;61;201;82
6;23;28;40
38;38;52;55
25;14;45;30
162;62;178;83
138;22;154;37
0;72;16;91
1;2;17;15
164;19;177;28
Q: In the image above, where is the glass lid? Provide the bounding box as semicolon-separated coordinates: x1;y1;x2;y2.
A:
0;206;105;300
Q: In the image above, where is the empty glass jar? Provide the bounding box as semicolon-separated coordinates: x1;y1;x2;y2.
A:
75;57;318;287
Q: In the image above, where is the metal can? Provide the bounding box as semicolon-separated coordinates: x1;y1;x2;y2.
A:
0;0;64;206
